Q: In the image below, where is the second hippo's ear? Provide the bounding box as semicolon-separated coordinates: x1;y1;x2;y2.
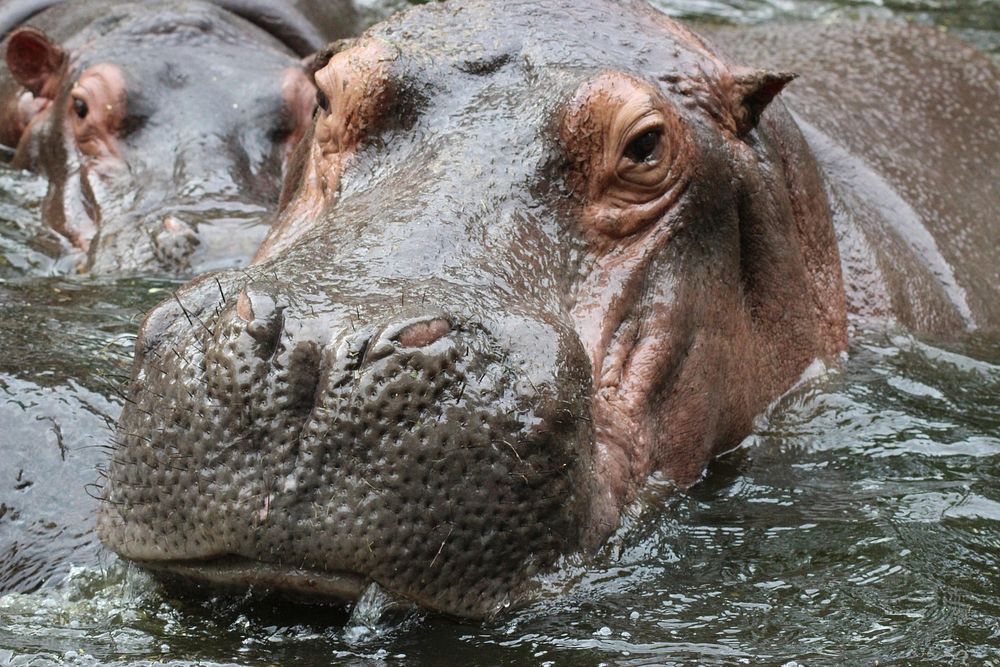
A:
731;68;796;136
5;27;67;98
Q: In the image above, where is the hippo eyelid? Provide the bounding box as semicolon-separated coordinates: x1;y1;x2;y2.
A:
622;129;662;163
619;112;666;164
613;101;666;152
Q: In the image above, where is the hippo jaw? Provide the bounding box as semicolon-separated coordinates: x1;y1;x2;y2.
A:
135;556;369;604
99;0;847;618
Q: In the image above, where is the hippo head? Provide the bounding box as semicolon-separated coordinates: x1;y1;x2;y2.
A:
98;0;847;617
2;1;316;274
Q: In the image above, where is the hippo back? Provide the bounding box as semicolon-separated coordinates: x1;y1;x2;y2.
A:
709;21;1000;335
0;0;359;55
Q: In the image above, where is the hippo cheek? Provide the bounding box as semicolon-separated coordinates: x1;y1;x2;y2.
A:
98;279;598;618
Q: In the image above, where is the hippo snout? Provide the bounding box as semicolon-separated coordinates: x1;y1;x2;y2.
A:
100;275;596;617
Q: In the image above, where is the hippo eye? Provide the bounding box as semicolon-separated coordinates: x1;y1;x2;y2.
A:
316;89;331;114
623;129;661;163
72;97;89;120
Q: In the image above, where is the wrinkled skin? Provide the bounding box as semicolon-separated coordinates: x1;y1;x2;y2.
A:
98;0;1000;618
0;0;348;274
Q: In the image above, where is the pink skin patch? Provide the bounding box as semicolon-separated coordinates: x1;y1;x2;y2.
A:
397;319;451;348
280;66;316;164
255;40;394;262
236;291;255;322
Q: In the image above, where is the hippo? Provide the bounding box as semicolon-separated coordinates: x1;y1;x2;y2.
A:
0;0;357;274
96;0;1000;618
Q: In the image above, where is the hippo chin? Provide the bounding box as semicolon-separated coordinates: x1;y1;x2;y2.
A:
0;0;356;274
97;0;1000;618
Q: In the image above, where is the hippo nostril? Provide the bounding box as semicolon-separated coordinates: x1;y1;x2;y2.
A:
236;291;254;322
153;215;199;268
235;288;283;358
163;215;192;236
236;289;276;325
396;318;452;348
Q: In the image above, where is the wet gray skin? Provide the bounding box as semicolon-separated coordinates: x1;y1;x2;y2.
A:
706;21;1000;335
0;0;362;56
97;0;1000;619
0;0;358;275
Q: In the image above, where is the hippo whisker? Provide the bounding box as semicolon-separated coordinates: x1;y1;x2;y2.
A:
428;526;455;568
166;349;202;379
108;385;138;406
214;277;227;304
85;482;113;504
78;442;119;453
501;440;524;464
171;292;215;339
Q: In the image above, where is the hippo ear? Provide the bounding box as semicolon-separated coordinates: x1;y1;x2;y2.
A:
731;68;796;136
5;27;67;98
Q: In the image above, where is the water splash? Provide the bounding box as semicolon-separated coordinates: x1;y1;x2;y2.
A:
342;581;408;645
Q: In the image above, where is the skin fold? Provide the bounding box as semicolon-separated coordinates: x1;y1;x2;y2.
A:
97;0;999;618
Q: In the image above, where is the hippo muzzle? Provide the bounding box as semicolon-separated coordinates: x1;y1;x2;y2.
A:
99;0;848;617
99;262;596;616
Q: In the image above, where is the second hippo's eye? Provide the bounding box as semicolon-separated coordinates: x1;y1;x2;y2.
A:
72;97;89;119
316;89;330;113
623;129;661;163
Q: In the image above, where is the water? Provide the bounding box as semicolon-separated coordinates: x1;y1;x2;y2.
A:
1;1;998;664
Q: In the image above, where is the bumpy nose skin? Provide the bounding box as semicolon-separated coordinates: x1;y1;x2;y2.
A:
100;283;596;618
151;216;201;271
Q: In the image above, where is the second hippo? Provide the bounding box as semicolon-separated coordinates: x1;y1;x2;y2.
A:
0;0;355;274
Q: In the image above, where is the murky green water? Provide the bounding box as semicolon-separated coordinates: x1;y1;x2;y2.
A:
2;1;999;665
